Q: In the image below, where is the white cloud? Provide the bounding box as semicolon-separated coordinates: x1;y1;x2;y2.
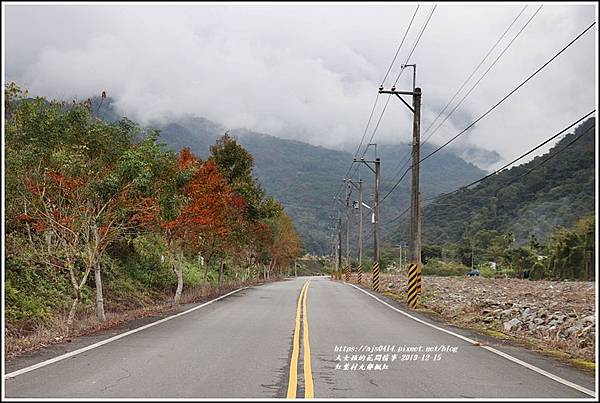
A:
4;3;597;169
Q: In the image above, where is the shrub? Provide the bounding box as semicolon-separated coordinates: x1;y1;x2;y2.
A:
422;259;469;277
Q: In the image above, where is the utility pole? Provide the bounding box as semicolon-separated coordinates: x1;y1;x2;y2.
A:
398;244;402;272
357;179;363;283
344;181;352;282
348;178;363;283
409;91;422;267
374;157;381;290
379;64;422;306
337;213;342;280
354;144;381;291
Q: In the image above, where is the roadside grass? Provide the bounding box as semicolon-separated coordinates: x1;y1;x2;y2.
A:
570;358;595;372
5;262;282;362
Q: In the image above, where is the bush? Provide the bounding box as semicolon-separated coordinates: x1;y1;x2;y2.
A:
5;253;71;325
422;259;469;277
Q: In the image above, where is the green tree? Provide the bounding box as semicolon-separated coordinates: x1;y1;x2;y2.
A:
209;133;282;220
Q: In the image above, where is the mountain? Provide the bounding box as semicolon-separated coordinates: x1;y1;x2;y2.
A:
91;98;488;254
388;118;596;246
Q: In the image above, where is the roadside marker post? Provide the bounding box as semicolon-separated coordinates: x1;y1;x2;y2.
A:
372;261;380;291
357;264;362;284
407;263;419;308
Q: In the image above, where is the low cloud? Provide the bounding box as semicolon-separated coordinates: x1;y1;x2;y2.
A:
5;3;596;169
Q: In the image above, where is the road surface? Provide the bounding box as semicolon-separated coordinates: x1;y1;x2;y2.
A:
4;276;596;398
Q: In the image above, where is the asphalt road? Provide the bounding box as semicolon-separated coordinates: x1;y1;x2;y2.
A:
4;276;596;398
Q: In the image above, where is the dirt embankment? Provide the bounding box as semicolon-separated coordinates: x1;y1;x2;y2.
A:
360;272;595;364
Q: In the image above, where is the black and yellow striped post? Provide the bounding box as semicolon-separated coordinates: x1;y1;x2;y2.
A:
407;263;419;308
372;261;380;291
357;264;363;284
416;265;422;294
345;265;351;282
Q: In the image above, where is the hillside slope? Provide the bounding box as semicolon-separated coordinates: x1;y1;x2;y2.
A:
92;98;488;254
389;118;595;246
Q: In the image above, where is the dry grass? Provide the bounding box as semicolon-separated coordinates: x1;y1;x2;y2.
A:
5;275;281;362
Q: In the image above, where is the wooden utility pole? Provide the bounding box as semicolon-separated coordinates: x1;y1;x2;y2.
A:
348;178;364;283
374;157;381;271
379;65;422;304
337;214;342;279
354;146;380;291
357;179;363;283
398;244;403;272
345;181;352;281
410;87;422;267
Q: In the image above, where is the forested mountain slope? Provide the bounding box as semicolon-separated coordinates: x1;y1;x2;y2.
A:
389;118;596;246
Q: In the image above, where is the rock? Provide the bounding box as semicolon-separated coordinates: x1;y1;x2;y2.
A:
533;318;545;325
522;307;531;317
564;322;585;337
504;318;522;332
582;315;595;323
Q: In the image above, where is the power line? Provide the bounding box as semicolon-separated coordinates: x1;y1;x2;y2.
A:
501;123;595;189
360;4;435;159
387;118;595;240
392;4;437;86
358;3;437;159
381;5;421;86
386;4;538;186
426;110;595;201
421;4;543;147
380;20;596;204
421;5;529;139
418;20;594;166
328;5;427;232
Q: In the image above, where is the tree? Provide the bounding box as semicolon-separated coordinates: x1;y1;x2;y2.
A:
7;87;142;329
209;133;282;221
264;213;302;277
545;216;594;280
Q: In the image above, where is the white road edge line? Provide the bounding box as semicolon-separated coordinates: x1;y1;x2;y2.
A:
4;287;248;379
347;283;596;398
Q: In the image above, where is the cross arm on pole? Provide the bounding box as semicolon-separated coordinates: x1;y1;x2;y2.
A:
353;158;376;174
347;179;363;191
395;93;414;113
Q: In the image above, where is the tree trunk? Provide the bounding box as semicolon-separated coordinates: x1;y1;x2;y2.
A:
66;294;79;336
204;260;210;284
174;253;184;304
94;259;106;322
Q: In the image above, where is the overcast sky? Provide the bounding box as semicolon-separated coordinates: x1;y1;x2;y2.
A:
4;2;597;170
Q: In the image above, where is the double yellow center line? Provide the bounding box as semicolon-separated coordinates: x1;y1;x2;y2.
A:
287;281;314;399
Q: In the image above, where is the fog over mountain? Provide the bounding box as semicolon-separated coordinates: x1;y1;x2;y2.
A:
5;3;596;170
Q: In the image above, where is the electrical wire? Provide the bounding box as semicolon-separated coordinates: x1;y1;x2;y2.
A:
380;20;596;205
386;5;540;186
